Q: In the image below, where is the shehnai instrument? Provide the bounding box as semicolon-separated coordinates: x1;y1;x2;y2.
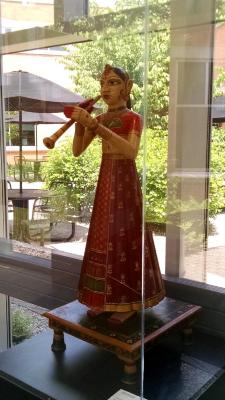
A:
43;95;101;149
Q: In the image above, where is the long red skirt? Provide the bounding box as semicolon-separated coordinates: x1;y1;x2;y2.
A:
78;155;165;312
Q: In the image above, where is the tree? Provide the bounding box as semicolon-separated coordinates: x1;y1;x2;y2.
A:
61;0;170;129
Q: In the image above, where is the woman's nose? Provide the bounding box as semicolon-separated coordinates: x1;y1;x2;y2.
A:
102;86;109;93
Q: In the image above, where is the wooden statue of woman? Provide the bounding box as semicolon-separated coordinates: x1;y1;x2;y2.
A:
71;64;165;324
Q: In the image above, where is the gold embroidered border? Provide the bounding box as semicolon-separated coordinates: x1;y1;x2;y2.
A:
103;289;166;312
78;289;166;313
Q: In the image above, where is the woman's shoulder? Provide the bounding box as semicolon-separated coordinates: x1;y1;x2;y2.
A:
123;110;143;133
126;109;141;116
124;109;142;120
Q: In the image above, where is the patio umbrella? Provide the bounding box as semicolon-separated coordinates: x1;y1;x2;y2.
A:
3;70;84;192
6;111;67;161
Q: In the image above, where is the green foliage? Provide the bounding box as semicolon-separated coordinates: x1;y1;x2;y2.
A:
12;309;33;342
148;30;170;129
209;127;225;214
136;129;168;223
61;1;169;129
41;137;101;209
213;66;225;96
216;0;225;21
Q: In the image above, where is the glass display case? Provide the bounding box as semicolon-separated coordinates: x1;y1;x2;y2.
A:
0;1;225;399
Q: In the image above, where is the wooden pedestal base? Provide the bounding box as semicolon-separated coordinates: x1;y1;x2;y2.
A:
43;297;201;384
51;328;66;352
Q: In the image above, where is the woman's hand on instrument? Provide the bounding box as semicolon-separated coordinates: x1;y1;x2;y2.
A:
71;106;98;130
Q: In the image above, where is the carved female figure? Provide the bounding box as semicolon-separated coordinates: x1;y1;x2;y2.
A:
72;64;165;322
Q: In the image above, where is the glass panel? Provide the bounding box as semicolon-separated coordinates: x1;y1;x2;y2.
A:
208;2;225;288
1;1;225;399
0;1;148;398
144;1;169;278
143;3;225;400
167;0;225;291
164;0;225;292
141;3;169;398
166;0;217;285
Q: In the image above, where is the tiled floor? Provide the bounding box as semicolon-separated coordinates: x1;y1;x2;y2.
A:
0;328;225;399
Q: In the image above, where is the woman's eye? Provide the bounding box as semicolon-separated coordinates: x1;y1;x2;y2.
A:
109;79;120;85
100;78;121;87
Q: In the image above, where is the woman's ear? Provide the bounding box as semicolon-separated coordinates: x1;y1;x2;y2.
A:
121;79;133;101
126;79;133;95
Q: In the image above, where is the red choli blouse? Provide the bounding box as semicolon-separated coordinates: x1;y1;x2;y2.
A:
97;110;143;137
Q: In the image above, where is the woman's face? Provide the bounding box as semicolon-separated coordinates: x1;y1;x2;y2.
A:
100;70;126;107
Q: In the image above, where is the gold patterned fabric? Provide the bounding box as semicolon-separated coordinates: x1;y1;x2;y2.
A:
78;156;165;312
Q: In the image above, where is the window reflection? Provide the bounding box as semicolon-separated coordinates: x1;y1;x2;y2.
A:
0;2;225;293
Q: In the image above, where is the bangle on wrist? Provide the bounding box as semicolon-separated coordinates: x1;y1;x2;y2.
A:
90;118;99;130
96;125;112;141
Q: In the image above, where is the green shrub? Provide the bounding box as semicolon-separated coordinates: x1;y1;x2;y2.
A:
12;309;33;343
136;129;168;223
41;136;101;211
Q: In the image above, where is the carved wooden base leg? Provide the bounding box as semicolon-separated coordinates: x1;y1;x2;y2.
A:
118;356;138;385
51;329;66;352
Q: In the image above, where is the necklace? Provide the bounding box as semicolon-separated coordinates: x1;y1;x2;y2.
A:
107;105;127;113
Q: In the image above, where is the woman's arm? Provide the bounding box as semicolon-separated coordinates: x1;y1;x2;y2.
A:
95;124;140;159
72;106;141;159
73;123;95;157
